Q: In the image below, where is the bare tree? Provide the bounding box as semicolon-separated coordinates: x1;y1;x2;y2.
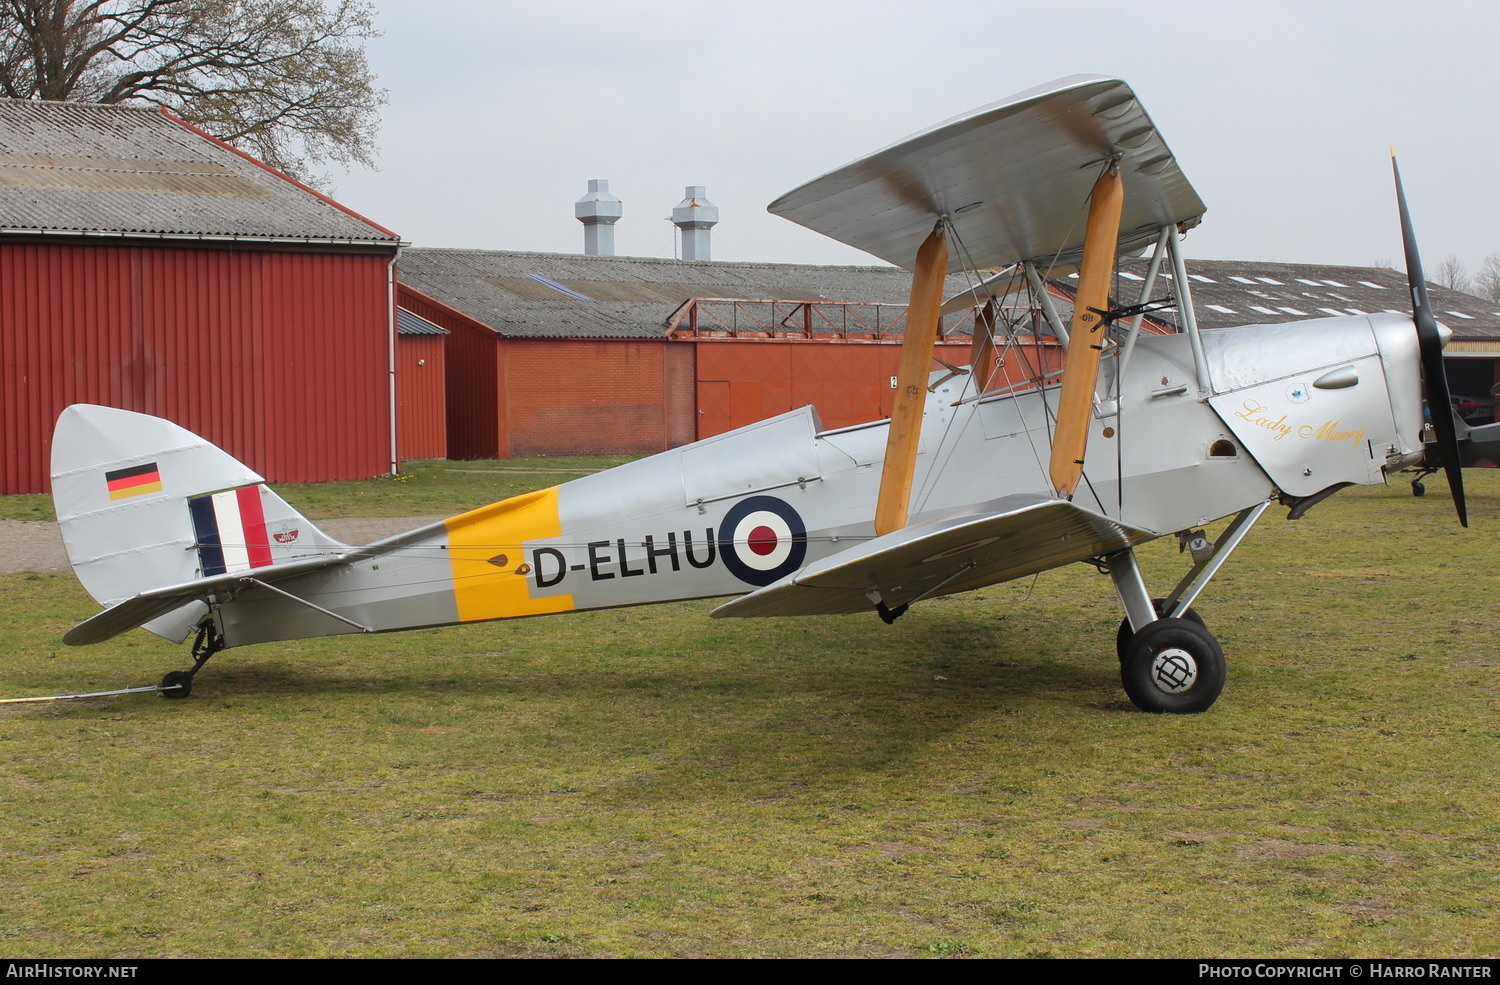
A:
0;0;384;184
1431;253;1470;293
1473;254;1500;305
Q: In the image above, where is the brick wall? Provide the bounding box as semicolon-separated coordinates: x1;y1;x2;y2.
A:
692;339;982;437
504;339;680;456
389;281;1075;463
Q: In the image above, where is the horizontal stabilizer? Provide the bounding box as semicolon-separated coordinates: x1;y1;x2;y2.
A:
769;75;1204;273
713;496;1154;619
63;554;348;645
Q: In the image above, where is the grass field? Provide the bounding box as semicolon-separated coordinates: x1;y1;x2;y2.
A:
1;465;1496;958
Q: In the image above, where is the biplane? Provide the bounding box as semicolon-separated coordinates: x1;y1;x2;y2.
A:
48;75;1468;713
1410;413;1500;495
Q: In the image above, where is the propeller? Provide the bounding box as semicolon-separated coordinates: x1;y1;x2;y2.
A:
1392;151;1468;527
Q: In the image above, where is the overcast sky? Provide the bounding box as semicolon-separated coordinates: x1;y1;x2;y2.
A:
329;0;1500;277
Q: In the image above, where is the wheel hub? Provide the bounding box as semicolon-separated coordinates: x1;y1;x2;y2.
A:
1151;647;1198;693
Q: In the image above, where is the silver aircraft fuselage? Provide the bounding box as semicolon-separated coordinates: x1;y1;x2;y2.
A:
198;312;1425;646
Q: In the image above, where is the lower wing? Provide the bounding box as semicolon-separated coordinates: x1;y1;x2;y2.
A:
713;495;1155;619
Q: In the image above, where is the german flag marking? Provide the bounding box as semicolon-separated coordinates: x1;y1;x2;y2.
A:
105;462;162;501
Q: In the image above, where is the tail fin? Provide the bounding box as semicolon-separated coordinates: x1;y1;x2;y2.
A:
51;405;345;642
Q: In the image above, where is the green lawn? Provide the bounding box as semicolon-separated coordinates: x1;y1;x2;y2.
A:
0;468;1495;957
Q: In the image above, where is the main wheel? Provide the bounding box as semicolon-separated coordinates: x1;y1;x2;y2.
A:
1116;598;1204;661
1120;617;1225;714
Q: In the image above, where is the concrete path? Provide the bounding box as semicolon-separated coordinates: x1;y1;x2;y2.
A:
0;516;447;575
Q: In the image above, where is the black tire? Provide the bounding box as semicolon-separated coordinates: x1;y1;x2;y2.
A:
1120;617;1225;714
1412;481;1426;497
1116;598;1205;661
159;670;193;699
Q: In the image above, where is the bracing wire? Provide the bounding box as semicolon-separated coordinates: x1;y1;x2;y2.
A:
907;216;990;516
926;209;1078;506
909;199;1099;516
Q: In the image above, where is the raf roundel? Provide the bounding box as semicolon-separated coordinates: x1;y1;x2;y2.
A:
717;495;808;587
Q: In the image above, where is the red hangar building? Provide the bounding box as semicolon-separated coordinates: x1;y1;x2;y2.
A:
0;98;404;494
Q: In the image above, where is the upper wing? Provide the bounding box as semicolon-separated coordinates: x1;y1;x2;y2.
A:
768;75;1204;272
712;495;1155;619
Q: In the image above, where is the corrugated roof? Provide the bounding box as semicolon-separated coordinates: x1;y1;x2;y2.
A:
1096;258;1500;340
397;308;449;336
402;250;1495;345
398;249;985;340
0;99;399;245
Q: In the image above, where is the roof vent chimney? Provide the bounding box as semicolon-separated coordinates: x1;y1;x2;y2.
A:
575;179;622;256
672;185;718;261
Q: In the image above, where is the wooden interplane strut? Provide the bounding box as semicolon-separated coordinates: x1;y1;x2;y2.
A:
1048;167;1124;498
968;299;998;393
874;223;948;536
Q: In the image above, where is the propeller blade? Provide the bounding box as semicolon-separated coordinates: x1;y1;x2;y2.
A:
1392;152;1467;527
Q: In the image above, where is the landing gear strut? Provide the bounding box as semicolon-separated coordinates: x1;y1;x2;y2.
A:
1115;598;1204;662
1103;502;1268;714
159;623;225;699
